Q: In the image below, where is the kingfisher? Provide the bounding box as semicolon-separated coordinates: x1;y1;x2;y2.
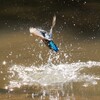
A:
29;15;59;52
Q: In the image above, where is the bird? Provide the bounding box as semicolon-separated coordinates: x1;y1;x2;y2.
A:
29;15;59;52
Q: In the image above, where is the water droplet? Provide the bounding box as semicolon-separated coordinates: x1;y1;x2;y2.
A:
2;61;7;65
73;24;75;26
0;71;3;74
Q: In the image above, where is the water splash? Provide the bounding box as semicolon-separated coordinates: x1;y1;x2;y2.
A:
7;61;100;89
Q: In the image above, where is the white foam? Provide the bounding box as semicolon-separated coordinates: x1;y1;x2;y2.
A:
7;61;100;89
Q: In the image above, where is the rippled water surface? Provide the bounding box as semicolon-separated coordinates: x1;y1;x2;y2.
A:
0;1;100;99
0;28;100;100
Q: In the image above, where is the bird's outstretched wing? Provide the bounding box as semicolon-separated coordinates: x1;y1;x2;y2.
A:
49;15;56;38
29;28;45;39
29;15;56;40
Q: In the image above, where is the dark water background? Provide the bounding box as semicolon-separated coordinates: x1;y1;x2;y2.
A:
0;0;100;100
